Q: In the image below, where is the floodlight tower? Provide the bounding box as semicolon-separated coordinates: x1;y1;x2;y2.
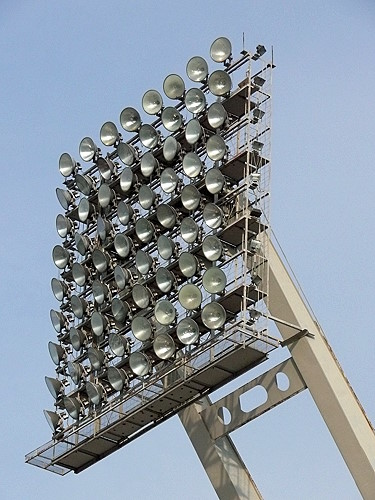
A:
26;37;375;499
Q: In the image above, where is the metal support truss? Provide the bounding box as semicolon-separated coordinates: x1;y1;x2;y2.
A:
179;240;375;499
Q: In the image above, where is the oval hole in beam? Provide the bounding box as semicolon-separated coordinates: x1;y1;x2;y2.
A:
276;372;290;391
217;406;231;425
239;385;267;413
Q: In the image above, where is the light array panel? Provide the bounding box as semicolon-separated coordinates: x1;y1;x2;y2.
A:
27;38;275;473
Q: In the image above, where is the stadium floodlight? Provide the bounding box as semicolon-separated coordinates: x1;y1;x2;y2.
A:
161;107;183;132
185;88;206;114
100;121;120;146
207;102;227;129
79;137;98;162
107;366;128;391
142;89;163;115
210;37;232;63
59;153;78;178
186;56;208;82
140;152;158;177
208;70;232;96
120;107;141;132
117;142;136;166
163;74;185;99
176;317;199;345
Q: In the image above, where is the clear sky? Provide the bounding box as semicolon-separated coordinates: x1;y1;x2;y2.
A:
1;1;374;499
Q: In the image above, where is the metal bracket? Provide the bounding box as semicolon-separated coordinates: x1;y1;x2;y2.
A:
199;357;306;440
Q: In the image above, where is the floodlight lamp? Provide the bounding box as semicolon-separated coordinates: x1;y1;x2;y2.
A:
50;309;67;333
59;152;78;178
202;267;227;294
252;140;264;152
132;284;152;309
179;252;198;278
92;279;110;305
48;341;65;365
135;250;153;275
120;106;141;132
252;108;265;122
75;232;91;256
45;376;63;399
249;308;262;320
249;172;261;189
129;352;151;376
201;301;226;329
183;152;202;178
91;310;108;337
92;248;111;274
253;75;265;88
185;88;206;114
78;198;94;223
52;245;70;269
185;119;202;145
153;332;175;359
206;134;226;161
108;333;130;357
119;167;136;194
179;283;202;310
114;265;130;290
256;44;266;57
75;173;95;196
114;233;133;259
180;217;199;243
69;327;86;351
86;381;104;406
98;183;115;208
142;89;163;115
140;152;158;177
56;187;74;210
207;102;227;129
117;201;134;225
161;107;183;132
203;203;224;229
51;277;69;302
72;262;90;286
97;215;113;241
70;294;88;319
155;267;174;293
163;136;180;162
132;316;153;341
202;235;223;261
208;70;232;97
135;218;155;244
67;360;83;385
79;137;98;162
156;204;177;229
97;156;115;181
181;184;201;211
163;74;185;99
177;317;199;345
210;37;232;63
205;167;225;194
117;142;136;166
88;346;106;370
186;56;208;82
154;299;176;325
157;235;175;260
160;168;179;194
63;396;82;420
139;124;160;149
100;121;120;146
107;366;128;392
138;184;156;210
250;238;262;254
44;410;62;432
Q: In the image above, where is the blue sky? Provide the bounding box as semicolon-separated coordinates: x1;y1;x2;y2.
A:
1;1;374;499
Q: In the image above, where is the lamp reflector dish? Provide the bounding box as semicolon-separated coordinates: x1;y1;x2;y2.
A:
210;37;232;62
108;333;129;357
161;107;182;132
72;262;89;286
132;284;151;309
203;203;224;229
69;327;86;351
139;124;159;149
59;153;77;177
117;201;134;225
142;89;163;115
177;317;199;345
71;294;87;319
163;136;180;162
107;366;128;391
154;300;176;325
114;265;130;290
160;168;179;193
140;152;158;177
91;311;107;337
180;217;199;243
52;245;70;269
44;410;61;432
181;184;201;211
185;119;202;145
114;233;132;259
79;137;97;162
135;218;155;244
98;183;114;208
185;88;206;114
132;316;152;341
208;70;232;96
75;173;94;196
135;250;153;275
51;278;69;302
97;156;114;180
92;279;109;305
163;74;185;99
157;204;177;229
56;214;73;238
111;298;130;324
157;235;175;260
120;107;141;132
92;248;110;274
179;283;202;310
75;232;91;256
186;56;208;82
48;341;65;365
117;142;136;166
201;301;226;329
202;235;223;261
183;152;202;178
129;352;151;376
67;361;83;385
88;346;105;370
206;134;226;160
86;381;104;405
63;396;81;420
97;215;112;241
202;267;227;293
77;198;92;223
153;332;175;359
205;168;225;194
207;102;227;129
45;376;63;399
100;121;119;146
120;167;135;194
155;267;174;293
178;252;198;278
50;309;66;332
138;184;156;210
56;188;73;210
